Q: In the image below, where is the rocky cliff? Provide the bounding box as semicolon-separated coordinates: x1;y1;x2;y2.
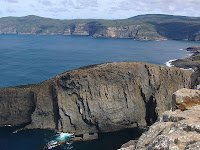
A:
91;24;165;40
119;88;200;150
0;62;192;139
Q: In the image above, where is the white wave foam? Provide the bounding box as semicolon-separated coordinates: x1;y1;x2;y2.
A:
47;132;74;149
56;133;73;141
180;68;194;72
165;59;177;67
13;130;18;134
179;48;183;50
1;125;12;127
12;128;23;134
47;140;59;149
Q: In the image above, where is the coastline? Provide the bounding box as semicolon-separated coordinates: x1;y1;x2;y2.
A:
165;46;200;71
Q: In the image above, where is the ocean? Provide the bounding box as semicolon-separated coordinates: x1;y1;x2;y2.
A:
0;34;200;150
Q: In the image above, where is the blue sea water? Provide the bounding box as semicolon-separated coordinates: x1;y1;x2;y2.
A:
0;34;200;87
1;34;200;150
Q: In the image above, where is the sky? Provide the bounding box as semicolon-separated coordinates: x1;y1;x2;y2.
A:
1;0;200;19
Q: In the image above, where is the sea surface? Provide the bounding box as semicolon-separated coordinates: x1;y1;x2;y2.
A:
1;34;200;150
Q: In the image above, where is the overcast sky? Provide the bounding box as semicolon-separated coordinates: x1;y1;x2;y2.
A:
1;0;200;19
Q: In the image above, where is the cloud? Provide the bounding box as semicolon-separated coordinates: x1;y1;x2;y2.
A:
48;7;69;13
39;0;52;6
29;4;35;8
3;0;18;3
62;0;98;9
6;8;16;13
1;0;200;19
106;0;200;17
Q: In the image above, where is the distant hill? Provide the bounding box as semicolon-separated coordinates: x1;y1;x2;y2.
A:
1;14;200;41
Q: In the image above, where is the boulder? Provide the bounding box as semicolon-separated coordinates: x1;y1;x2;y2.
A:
172;88;200;111
120;105;200;150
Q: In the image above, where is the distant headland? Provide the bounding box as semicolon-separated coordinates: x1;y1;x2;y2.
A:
1;14;200;41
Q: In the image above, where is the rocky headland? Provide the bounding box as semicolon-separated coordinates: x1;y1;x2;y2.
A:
171;46;200;70
0;62;192;141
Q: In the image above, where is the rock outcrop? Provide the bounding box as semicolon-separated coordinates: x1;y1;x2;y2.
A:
171;46;200;70
120;105;200;150
0;62;192;139
119;88;200;150
173;88;200;111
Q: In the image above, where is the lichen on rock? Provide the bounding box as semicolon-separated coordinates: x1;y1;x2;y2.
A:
119;88;200;150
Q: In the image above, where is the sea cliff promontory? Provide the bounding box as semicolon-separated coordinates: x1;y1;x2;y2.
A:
0;62;192;140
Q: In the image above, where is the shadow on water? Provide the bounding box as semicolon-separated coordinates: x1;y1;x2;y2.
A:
0;125;55;150
64;128;144;150
0;126;144;150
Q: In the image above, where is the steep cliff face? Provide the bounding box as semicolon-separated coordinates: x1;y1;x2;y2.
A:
0;88;35;125
0;62;192;136
63;23;90;36
92;24;165;40
92;25;139;38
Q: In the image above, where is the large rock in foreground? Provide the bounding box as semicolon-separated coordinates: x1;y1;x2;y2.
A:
173;88;200;111
119;88;200;150
0;62;192;138
121;105;200;150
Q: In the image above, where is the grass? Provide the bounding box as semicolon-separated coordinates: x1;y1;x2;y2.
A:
192;56;200;62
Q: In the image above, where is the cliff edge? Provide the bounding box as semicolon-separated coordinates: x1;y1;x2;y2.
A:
0;62;192;140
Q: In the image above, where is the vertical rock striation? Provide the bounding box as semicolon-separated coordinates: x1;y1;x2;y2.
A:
0;62;192;136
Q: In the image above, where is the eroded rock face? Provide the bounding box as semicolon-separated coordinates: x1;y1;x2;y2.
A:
0;62;192;135
0;88;35;125
120;105;200;150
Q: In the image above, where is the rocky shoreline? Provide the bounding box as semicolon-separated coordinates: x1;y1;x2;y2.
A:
169;46;200;70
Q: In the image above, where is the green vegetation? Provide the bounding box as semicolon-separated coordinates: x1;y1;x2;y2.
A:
192;56;200;62
1;14;200;40
78;64;102;70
